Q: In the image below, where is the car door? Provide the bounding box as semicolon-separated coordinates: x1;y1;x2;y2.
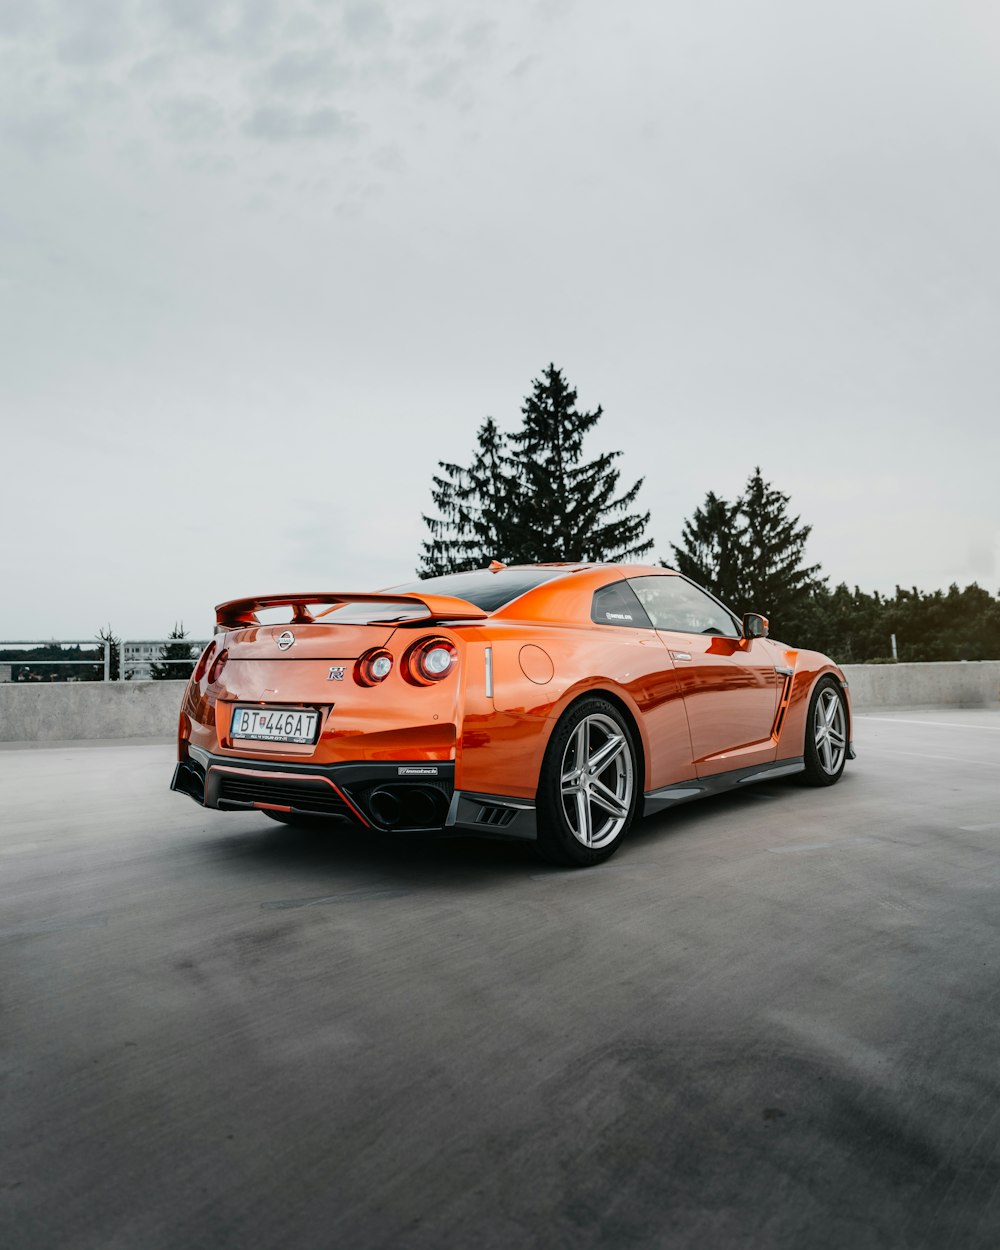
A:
627;575;781;776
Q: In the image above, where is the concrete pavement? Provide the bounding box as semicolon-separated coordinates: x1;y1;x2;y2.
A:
2;709;1000;1249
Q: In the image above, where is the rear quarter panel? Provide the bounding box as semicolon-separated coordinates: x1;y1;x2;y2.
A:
474;621;694;796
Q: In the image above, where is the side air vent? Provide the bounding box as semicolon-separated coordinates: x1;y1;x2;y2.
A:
476;804;517;828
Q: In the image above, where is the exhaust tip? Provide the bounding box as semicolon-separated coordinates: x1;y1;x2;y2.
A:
366;784;447;830
368;787;403;828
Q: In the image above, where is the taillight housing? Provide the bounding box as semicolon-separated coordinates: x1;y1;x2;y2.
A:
207;648;229;684
355;648;393;687
193;641;217;683
405;638;458;684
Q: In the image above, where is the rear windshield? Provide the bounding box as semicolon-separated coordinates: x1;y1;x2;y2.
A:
387;568;570;613
316;601;424;624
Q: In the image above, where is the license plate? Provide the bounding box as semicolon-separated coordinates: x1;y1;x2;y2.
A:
230;706;320;745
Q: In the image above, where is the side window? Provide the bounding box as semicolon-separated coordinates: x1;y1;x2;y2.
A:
591;581;653;629
627;576;739;636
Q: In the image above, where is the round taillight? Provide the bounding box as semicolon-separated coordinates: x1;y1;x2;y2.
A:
208;648;229;684
193;641;217;683
410;639;458;683
355;649;393;686
422;645;455;677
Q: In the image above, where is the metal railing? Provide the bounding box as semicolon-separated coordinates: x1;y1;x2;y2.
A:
120;641;210;682
0;641;111;682
0;640;210;682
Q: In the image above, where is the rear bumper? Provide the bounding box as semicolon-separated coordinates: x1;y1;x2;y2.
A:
171;745;537;841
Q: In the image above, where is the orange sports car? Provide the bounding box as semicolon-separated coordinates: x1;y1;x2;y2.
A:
171;563;854;865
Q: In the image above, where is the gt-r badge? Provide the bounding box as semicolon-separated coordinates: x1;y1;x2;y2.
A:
328;666;345;681
276;630;294;650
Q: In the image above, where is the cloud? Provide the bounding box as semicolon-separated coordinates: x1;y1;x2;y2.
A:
0;0;41;37
507;55;539;80
342;2;390;45
57;26;125;66
54;0;130;65
373;143;404;172
243;104;358;141
459;21;496;53
157;0;282;54
405;14;449;47
418;61;463;102
159;0;211;34
266;48;348;95
2;109;83;155
157;95;226;143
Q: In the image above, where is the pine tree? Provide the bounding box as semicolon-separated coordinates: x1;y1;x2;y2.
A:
739;467;824;631
668;468;824;635
419;365;651;574
668;491;743;609
506;364;652;563
150;623;193;681
419;418;520;576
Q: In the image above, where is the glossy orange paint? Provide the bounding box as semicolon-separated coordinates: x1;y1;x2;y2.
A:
175;563;851;828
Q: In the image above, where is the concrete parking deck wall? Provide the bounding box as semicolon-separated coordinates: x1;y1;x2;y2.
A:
841;661;1000;709
0;663;999;742
0;680;187;742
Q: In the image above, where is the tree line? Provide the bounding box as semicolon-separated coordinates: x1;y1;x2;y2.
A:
0;625;195;682
421;364;1000;663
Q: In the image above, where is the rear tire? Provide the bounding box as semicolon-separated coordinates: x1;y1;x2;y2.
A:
800;677;848;787
535;698;640;867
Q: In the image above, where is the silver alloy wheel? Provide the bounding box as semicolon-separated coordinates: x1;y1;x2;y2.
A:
560;713;634;849
814;686;847;775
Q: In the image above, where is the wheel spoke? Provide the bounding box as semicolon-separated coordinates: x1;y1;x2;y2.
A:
574;789;592;845
573;722;588;772
824;694;839;727
587;734;625;776
820;736;833;771
590;779;628;818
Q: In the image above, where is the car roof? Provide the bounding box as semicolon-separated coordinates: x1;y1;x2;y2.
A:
488;562;678;622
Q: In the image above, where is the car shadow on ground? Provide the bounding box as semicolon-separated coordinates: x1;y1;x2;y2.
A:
191;772;835;892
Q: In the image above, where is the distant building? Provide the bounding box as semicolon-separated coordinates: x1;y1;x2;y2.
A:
121;640;204;680
122;642;162;681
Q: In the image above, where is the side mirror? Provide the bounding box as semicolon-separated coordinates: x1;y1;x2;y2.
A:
743;612;769;640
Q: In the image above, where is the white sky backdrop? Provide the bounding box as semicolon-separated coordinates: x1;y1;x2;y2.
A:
2;0;999;638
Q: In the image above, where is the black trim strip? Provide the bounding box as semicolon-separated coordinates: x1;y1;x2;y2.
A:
172;749;455;831
643;757;806;817
186;746;454;790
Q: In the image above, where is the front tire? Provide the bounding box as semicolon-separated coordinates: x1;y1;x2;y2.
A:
800;677;848;787
535;698;640;866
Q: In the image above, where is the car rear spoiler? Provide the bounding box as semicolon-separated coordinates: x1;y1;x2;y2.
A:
214;592;489;631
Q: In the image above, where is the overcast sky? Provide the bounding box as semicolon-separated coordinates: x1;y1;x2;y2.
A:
2;0;999;640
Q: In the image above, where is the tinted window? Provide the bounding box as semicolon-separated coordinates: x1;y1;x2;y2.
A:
591;581;652;629
628;576;739;636
387;568;570;613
